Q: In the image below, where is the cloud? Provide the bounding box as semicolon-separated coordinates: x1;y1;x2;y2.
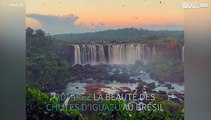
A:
26;18;42;29
26;13;106;34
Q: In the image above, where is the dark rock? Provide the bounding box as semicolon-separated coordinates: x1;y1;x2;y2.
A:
136;81;147;94
158;91;168;99
145;82;156;92
174;92;184;100
159;90;167;96
170;98;183;105
165;83;173;89
158;80;165;84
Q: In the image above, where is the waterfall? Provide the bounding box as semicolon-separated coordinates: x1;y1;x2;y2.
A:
72;43;156;65
182;46;184;63
74;45;81;64
98;45;106;64
90;45;97;64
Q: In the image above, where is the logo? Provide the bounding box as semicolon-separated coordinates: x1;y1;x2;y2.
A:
183;2;208;9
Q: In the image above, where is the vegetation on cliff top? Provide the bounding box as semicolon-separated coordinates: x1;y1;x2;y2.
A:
54;28;184;44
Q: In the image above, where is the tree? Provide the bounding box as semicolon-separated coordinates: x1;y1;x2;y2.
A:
26;27;34;36
26;87;87;120
35;29;46;37
26;28;70;91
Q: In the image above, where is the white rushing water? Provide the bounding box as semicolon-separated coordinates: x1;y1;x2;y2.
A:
65;71;184;95
72;43;155;65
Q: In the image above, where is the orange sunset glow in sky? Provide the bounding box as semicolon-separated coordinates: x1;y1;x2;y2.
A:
26;0;184;34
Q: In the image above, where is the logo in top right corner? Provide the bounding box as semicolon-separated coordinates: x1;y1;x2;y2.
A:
183;2;208;9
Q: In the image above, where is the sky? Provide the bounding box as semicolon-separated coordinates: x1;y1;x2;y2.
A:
26;0;184;34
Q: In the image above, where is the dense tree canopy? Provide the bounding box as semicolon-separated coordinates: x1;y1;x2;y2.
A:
26;27;70;91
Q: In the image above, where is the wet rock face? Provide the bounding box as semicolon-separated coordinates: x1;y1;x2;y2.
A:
136;81;147;93
158;91;168;99
145;82;156;92
159;91;167;96
165;83;174;89
158;80;165;84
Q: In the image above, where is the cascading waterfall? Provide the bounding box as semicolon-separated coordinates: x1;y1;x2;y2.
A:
72;43;155;65
182;46;184;62
74;45;81;64
98;45;106;64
